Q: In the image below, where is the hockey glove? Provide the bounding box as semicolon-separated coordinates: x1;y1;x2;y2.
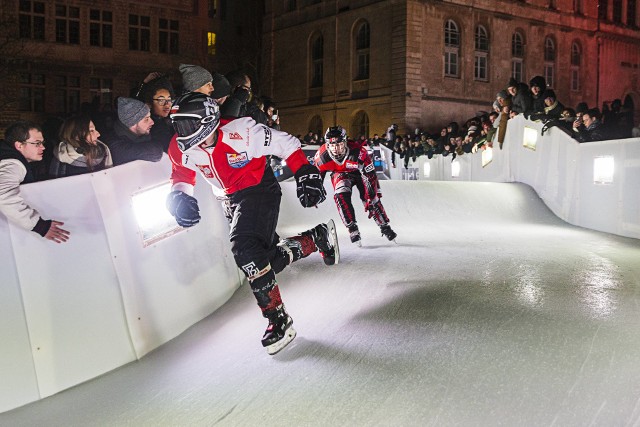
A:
294;164;326;208
364;197;379;219
166;191;201;228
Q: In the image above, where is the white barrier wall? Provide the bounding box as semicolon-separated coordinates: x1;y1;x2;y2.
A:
384;115;640;240
0;157;242;412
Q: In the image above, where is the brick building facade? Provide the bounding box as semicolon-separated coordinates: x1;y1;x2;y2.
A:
0;0;262;136
262;0;640;138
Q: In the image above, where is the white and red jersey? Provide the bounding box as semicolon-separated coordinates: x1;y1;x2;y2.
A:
168;116;308;196
313;141;375;177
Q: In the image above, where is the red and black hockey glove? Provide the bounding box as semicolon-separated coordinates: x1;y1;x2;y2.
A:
294;164;326;208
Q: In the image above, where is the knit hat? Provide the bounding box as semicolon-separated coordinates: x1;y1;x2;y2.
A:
544;89;557;100
117;97;150;128
179;64;213;92
507;77;518;89
211;72;231;99
496;90;509;100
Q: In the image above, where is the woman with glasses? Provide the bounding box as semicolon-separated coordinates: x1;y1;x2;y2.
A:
49;114;113;178
140;75;175;152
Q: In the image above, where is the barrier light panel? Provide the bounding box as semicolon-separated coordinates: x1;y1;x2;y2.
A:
523;127;538;150
423;162;431;178
593;156;614;184
132;182;182;247
451;160;461;178
482;147;493;167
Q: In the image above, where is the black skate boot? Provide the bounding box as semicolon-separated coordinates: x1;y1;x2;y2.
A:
303;220;339;265
348;224;362;247
380;225;397;242
261;305;296;355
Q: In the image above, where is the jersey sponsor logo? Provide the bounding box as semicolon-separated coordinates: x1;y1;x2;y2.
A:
263;125;272;147
196;164;215;178
228;132;243;140
346;160;358;169
364;163;375;173
227;152;249;168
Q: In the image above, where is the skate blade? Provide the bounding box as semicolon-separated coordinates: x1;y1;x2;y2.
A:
354;240;362;247
266;327;297;355
326;219;340;265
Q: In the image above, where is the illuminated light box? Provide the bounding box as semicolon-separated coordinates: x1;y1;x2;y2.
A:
131;182;183;247
451;160;460;178
482;146;493;167
593;156;614;184
523;126;538;151
423;162;431;178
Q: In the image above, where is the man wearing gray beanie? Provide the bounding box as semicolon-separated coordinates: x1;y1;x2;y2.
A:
101;97;163;166
179;64;213;96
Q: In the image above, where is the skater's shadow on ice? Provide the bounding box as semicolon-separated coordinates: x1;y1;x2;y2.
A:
272;336;384;366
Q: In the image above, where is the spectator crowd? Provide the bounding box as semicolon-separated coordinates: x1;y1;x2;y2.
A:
1;63;639;242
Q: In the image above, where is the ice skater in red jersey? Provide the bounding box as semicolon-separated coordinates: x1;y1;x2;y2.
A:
314;126;397;246
165;93;339;355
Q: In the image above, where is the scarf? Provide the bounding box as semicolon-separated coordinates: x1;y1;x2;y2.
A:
51;140;113;176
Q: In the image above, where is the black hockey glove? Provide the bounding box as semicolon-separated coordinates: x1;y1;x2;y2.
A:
166;191;201;228
294;164;326;208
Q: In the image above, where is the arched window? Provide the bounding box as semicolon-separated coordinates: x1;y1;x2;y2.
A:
544;36;556;88
474;25;489;81
511;31;525;83
310;33;323;88
309;115;323;136
351;110;369;139
354;21;370;80
444;20;460;78
570;41;581;91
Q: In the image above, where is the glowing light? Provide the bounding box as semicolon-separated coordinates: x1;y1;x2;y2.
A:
523;127;538;150
482;146;493;167
593;156;614;184
451;160;460;178
131;182;182;247
423;162;431;178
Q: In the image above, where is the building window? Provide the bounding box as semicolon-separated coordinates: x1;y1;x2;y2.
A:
19;73;45;112
207;32;217;55
19;1;45;40
351;111;369;139
354;21;370;81
629;0;638;26
55;4;80;44
573;0;583;14
599;0;609;20
54;75;80;114
570;42;581;91
544;37;556;89
474;25;489;81
129;14;151;51
511;31;525;83
285;0;297;12
90;78;113;108
310;33;323;88
444;20;460;78
90;10;113;47
309;115;323;135
159;19;179;54
612;0;623;22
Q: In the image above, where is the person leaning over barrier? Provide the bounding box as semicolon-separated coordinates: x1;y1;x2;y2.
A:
0;121;70;243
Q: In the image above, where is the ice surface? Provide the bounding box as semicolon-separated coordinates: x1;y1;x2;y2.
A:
3;180;640;426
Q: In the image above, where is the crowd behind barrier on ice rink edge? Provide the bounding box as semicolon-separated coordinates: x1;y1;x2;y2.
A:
1;63;640;243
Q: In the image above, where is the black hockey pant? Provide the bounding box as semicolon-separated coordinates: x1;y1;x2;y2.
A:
332;172;389;229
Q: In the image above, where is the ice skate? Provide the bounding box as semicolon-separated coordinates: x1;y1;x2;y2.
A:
348;224;362;247
380;225;397;243
261;305;296;355
305;220;340;265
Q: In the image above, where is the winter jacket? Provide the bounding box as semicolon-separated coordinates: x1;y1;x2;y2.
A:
0;144;51;235
101;120;163;166
49;140;113;178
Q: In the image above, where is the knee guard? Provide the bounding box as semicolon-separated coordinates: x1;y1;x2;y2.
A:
334;191;356;228
367;199;390;227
